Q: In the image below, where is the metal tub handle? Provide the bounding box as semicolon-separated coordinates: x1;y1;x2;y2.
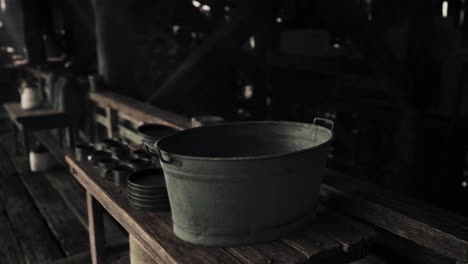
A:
154;142;183;167
313;117;334;131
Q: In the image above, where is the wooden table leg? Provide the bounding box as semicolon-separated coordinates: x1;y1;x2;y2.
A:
11;121;19;155
87;192;106;264
58;128;64;148
23;128;31;173
68;125;77;149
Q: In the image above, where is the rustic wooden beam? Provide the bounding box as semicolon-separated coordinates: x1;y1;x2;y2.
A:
50;242;129;264
118;112;142;130
89;91;190;130
95;114;107;127
117;125;140;144
0;143;63;263
67;156;238;263
87;192;106;264
321;171;468;263
104;107;117;138
0;189;26;264
66;153;378;264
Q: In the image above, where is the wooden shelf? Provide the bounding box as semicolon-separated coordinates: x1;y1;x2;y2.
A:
66;154;376;264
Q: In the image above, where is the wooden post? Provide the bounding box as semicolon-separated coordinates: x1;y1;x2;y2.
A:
87;192;106;264
90;102;99;143
68;124;78;149
11;121;19;155
105;107;117;138
23;128;31;174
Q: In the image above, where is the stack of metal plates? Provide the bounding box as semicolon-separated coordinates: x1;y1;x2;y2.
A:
127;168;170;211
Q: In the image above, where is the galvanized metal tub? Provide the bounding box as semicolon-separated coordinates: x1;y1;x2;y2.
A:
155;119;333;247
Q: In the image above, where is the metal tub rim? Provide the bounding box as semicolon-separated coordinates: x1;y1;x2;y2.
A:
155;120;333;163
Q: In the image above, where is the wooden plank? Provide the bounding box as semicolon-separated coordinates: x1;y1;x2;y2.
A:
34;130;128;243
89;92;190;130
19;170;90;255
0;134;90;256
319;208;376;254
118;125;141;144
374;231;455;264
95;114;108;128
3;103;65;123
113;255;130;264
50;242;129;264
160;212;310;264
67;155;242;264
105;107;117;138
0;147;63;263
4;129;127;254
45;169;128;243
66;154;377;264
320;171;468;262
50;251;92;264
0;185;26;264
283;206;375;260
35;131;72;166
227;241;307;263
349;255;386;264
118;112;142;129
88;192;106;264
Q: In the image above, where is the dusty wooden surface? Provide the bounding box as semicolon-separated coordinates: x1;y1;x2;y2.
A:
321;171;468;263
66;153;377;264
3;102;64;121
85;90;468;264
0;127;128;263
2;103;71;131
89;91;190;130
0;182;26;264
35;130;129;244
0;144;64;263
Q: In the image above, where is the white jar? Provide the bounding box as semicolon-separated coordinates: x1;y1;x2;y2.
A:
19;83;42;110
29;151;54;172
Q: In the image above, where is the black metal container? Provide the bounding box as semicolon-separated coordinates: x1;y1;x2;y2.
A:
128;158;152;171
132;149;152;160
110;165;134;186
87;150;112;165
154;119;334;246
108;142;130;160
96;157;119;177
75;143;94;161
127;168;170;211
136;124;177;154
96;138;121;151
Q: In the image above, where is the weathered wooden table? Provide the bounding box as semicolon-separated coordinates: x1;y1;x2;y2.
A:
76;90;468;263
66;154;378;264
3;102;76;169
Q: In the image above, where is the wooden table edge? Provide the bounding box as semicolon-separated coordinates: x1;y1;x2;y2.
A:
65;155;179;264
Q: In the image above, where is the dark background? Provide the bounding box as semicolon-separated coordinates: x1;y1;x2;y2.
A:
1;0;467;216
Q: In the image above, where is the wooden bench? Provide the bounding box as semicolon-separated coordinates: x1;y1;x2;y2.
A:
66;153;378;264
88;91;190;143
76;91;468;264
2;102;76;171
